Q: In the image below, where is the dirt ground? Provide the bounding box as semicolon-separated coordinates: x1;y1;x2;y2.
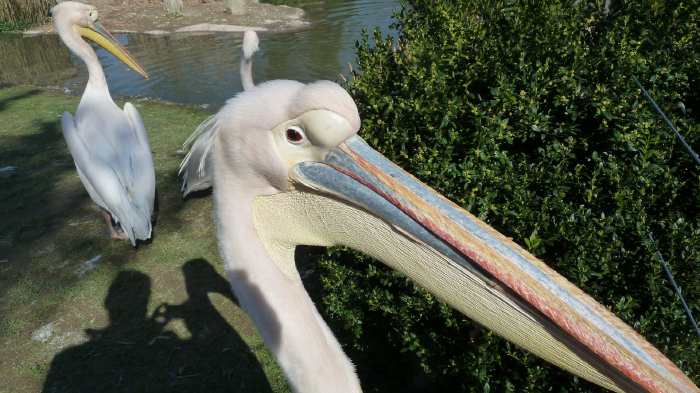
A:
27;0;307;34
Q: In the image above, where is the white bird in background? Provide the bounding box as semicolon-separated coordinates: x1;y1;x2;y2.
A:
179;30;259;196
52;2;155;245
179;33;699;393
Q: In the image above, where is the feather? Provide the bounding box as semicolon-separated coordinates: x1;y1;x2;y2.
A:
179;114;219;196
180;30;262;197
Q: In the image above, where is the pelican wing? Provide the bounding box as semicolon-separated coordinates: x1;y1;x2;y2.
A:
63;113;108;211
179;114;218;196
61;111;151;245
123;102;156;221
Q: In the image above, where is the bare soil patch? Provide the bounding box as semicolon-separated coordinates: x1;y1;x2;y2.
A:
26;0;307;34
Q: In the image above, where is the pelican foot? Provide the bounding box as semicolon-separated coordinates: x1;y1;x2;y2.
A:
109;228;129;240
101;210;128;240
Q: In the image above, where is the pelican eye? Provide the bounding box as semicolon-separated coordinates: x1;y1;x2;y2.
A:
285;126;306;144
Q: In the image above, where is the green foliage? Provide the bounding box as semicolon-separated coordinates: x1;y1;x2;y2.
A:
319;0;700;391
0;19;30;32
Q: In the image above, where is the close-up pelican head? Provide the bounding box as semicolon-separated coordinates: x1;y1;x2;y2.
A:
51;1;147;80
188;65;699;392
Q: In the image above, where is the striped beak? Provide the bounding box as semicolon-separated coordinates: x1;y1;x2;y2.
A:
291;135;698;393
76;21;148;79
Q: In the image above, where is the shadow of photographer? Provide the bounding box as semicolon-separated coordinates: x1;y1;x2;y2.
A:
42;259;274;393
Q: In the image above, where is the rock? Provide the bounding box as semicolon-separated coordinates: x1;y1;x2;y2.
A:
50;331;82;350
0;166;17;178
175;23;267;33
74;254;103;276
145;30;170;35
31;322;55;343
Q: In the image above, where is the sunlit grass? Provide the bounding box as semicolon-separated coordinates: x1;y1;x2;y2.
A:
0;85;291;393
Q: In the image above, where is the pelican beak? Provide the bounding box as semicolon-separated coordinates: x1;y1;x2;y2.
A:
76;21;149;79
291;135;697;393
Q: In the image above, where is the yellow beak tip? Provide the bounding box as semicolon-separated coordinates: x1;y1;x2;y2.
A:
78;26;148;81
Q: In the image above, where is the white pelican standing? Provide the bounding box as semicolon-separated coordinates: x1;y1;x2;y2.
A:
180;33;699;392
52;2;155;245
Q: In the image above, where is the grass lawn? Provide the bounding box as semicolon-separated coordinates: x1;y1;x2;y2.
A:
0;85;291;393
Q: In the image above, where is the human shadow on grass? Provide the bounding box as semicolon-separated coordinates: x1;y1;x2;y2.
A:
42;261;274;393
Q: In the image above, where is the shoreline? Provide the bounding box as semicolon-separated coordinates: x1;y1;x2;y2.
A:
22;23;275;36
21;1;310;36
0;83;219;115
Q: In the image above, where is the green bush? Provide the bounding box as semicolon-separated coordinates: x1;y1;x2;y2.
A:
317;0;700;391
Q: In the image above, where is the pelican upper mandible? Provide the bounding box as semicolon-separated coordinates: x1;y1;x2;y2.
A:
52;1;155;245
180;33;699;393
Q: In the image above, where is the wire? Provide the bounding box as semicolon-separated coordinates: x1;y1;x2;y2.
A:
633;76;700;166
648;232;700;339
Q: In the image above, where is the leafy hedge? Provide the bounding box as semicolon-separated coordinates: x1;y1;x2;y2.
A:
317;1;699;391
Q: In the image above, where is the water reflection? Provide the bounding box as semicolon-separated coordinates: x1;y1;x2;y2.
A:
0;34;77;86
0;0;399;106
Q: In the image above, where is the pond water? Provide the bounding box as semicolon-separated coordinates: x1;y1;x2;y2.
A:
0;0;400;106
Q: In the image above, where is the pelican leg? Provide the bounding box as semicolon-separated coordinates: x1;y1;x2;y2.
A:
101;209;127;240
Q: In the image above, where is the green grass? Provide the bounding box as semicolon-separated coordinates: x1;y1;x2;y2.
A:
0;85;291;393
0;20;31;32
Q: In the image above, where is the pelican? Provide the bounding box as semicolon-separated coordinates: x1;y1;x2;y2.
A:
180;34;699;392
179;30;259;196
52;2;155;245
